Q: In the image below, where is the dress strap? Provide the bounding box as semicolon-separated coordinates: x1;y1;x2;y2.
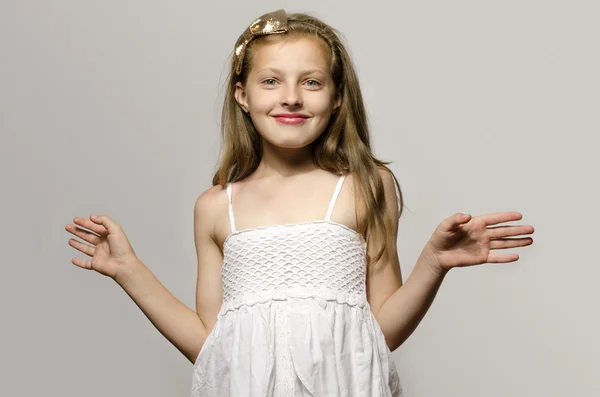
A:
325;174;346;221
226;183;236;233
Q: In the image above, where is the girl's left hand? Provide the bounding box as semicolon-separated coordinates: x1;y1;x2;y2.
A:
424;212;534;275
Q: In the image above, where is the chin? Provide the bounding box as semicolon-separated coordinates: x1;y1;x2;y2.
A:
260;131;320;149
271;139;313;149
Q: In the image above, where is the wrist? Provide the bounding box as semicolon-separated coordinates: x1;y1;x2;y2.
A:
418;244;449;279
114;258;145;287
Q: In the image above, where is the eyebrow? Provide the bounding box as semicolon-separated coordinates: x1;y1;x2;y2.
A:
255;67;326;76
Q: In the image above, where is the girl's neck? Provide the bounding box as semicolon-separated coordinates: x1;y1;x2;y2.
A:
254;140;318;179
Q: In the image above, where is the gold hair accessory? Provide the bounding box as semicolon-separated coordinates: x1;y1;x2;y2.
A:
234;9;288;75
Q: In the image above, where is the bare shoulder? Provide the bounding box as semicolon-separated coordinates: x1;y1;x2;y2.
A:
194;185;227;236
193;184;228;334
340;172;364;234
377;167;396;201
377;166;401;218
194;184;232;249
195;185;226;215
377;166;397;190
345;167;397;197
345;168;400;232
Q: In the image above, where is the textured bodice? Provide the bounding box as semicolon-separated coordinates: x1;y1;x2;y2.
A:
219;220;368;313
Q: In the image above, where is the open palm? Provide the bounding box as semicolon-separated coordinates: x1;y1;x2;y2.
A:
65;215;139;279
427;212;534;273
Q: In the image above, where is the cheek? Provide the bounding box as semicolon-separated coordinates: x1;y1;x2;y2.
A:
247;91;276;111
307;93;335;112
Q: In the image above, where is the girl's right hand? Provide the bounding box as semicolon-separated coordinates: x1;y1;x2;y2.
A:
65;215;140;281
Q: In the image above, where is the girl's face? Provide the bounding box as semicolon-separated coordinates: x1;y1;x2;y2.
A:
235;36;341;150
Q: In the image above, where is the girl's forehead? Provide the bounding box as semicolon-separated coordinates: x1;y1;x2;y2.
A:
250;36;331;73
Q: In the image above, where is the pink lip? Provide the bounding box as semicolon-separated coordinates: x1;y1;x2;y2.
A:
273;114;309;125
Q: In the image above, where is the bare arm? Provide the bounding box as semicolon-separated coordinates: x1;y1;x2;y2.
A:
378;209;533;351
365;168;445;352
113;186;224;364
116;260;208;364
193;186;225;339
374;249;446;352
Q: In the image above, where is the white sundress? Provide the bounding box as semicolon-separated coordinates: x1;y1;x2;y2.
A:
190;174;403;396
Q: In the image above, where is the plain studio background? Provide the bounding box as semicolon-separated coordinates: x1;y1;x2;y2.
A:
1;0;597;396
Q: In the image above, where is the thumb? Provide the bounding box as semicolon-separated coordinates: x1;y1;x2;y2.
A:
444;213;471;231
91;214;121;234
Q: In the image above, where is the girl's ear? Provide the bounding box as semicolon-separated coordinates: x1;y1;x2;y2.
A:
234;82;249;113
333;93;342;112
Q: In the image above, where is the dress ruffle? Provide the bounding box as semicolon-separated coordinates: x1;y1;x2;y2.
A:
191;297;402;397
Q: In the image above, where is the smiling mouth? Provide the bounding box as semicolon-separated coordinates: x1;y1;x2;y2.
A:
273;116;309;125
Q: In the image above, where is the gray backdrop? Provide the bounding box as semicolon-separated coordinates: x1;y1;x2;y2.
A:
2;0;598;396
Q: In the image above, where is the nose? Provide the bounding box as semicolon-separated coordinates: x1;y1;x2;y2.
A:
280;84;303;108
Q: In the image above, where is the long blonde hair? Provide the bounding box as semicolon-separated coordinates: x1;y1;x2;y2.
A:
212;12;404;269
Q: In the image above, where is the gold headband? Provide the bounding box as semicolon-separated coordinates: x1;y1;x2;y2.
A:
234;9;289;75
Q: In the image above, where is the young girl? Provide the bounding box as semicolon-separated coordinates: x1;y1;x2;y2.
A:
65;9;534;397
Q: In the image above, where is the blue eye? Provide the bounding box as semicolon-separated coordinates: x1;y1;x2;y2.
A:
305;80;321;87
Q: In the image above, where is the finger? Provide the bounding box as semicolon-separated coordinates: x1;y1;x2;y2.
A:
486;253;520;263
479;212;523;226
65;223;101;245
490;237;534;250
488;225;535;239
71;256;92;270
73;217;106;236
90;214;121;234
445;213;472;231
68;238;96;257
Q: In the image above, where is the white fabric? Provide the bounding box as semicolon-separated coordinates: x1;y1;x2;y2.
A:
325;174;346;221
190;175;403;396
226;183;236;233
